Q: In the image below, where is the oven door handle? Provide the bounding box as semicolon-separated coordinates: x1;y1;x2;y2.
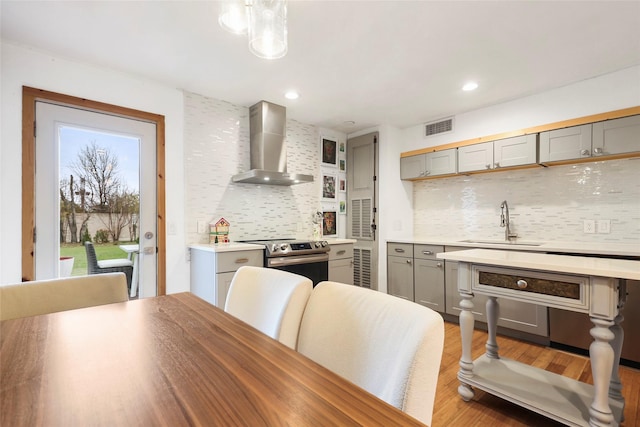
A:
267;253;329;267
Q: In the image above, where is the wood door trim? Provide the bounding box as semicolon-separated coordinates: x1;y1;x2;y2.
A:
21;86;166;295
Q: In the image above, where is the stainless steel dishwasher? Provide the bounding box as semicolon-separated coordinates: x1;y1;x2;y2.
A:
549;270;639;367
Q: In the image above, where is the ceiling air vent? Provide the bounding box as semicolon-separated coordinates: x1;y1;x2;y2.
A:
424;117;454;137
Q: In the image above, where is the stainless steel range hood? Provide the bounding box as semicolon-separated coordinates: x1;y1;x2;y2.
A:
232;101;314;186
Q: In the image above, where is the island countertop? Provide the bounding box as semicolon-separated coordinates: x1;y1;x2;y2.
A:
436;248;640;280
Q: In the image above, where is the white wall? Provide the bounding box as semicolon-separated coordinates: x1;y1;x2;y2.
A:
0;42;188;292
402;66;640;151
183;91;347;243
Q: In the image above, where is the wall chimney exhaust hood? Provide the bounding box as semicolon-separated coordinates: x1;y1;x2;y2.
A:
232;101;314;186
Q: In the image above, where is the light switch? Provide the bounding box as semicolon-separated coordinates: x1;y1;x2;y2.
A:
597;219;611;234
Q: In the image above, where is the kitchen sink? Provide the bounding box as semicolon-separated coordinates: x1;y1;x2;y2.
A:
458;239;544;246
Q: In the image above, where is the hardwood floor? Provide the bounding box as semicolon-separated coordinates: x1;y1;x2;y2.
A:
432;321;639;426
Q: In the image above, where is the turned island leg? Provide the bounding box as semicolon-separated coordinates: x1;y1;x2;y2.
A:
458;292;475;401
485;296;500;359
608;312;625;421
588;317;615;427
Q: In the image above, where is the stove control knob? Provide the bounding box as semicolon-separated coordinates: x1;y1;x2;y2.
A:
271;245;278;252
280;244;288;251
314;242;321;248
321;241;328;247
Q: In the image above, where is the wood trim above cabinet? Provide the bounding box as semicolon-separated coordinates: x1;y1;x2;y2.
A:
401;106;640;158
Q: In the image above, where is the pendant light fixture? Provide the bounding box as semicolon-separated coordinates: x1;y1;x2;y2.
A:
218;0;288;60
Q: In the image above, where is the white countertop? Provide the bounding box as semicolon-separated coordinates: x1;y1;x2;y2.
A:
325;238;358;245
389;238;640;257
437;249;640;280
189;238;356;253
189;242;265;253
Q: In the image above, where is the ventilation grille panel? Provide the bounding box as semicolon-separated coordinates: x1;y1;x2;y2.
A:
425;117;454;137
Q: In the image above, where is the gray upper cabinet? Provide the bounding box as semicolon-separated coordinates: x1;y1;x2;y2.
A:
494;134;538;168
400;148;457;179
592;115;640;156
458;134;538;173
458;141;493;173
541;116;640;163
400;154;426;180
539;124;592;163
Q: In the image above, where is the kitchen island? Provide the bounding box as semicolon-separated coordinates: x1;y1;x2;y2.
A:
436;249;640;427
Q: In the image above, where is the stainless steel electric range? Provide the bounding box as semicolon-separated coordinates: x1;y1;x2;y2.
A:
243;239;330;285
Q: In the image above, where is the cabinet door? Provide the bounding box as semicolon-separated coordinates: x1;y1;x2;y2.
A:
216;271;236;309
494;134;538;168
539;124;592;163
592;115;640;156
329;258;354;284
414;259;445;312
190;249;217;306
425;148;457;176
387;256;414;301
400;154;426;180
458;141;493;173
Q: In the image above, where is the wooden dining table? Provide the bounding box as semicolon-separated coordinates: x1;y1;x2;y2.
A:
1;292;424;426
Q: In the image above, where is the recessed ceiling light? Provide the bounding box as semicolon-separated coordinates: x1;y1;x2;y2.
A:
343;120;356;127
462;82;479;91
284;91;299;100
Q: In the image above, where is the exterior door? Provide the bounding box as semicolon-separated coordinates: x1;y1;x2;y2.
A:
347;132;378;290
33;101;158;297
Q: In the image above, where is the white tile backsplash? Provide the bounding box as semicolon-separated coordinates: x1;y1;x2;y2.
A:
413;159;640;243
184;91;322;243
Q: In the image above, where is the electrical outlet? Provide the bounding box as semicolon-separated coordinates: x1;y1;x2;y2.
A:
168;221;177;236
583;220;595;234
597;219;611;234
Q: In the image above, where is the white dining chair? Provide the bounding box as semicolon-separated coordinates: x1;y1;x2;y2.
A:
297;281;445;426
224;266;313;349
0;272;129;321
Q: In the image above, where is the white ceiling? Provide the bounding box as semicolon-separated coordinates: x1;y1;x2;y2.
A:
2;1;640;133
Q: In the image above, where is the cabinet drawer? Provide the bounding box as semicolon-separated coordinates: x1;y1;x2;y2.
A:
472;265;588;312
414;244;443;260
329;243;354;261
478;271;580;299
388;243;413;257
216;250;263;273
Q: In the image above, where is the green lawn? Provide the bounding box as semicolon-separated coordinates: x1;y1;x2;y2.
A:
60;243;130;276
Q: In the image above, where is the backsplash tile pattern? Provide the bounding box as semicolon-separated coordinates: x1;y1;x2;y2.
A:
184;92;321;243
413;159;640;244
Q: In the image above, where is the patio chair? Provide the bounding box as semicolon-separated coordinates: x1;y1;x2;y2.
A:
0;272;128;321
85;242;133;290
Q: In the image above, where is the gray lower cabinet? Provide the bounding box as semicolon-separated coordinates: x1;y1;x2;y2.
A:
190;247;263;308
387;243;414;300
387;242;445;312
414;244;445;312
444;245;548;336
328;242;354;285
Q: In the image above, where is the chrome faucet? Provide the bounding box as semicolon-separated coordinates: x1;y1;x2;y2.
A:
500;200;518;242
